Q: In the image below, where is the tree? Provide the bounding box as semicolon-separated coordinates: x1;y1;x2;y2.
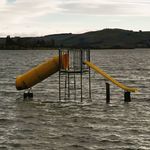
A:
6;35;14;46
51;39;55;47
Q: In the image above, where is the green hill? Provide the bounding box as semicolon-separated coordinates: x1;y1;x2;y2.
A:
1;28;150;49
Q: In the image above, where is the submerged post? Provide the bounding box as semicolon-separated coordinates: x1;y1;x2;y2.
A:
124;91;131;102
106;82;110;103
59;49;61;101
88;50;92;100
80;50;83;102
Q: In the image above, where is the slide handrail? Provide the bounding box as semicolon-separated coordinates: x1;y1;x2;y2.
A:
84;61;138;92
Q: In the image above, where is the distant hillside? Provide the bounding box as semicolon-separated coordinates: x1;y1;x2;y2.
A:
0;29;150;49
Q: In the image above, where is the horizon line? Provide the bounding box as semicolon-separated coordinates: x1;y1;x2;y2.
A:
0;28;148;38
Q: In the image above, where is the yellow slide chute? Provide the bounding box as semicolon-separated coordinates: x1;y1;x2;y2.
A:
84;61;138;92
16;54;69;90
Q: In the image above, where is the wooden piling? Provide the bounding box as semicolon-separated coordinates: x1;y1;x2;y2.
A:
124;91;131;102
106;82;110;103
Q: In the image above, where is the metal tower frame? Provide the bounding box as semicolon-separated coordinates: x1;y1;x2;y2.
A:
59;49;91;102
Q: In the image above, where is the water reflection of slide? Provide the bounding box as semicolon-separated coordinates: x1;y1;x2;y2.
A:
16;54;68;90
84;61;138;92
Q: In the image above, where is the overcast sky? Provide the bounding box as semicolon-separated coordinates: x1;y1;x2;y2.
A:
0;0;150;37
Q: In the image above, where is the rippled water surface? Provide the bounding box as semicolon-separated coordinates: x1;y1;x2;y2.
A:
0;49;150;150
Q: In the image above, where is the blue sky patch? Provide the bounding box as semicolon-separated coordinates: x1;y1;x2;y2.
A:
7;0;16;3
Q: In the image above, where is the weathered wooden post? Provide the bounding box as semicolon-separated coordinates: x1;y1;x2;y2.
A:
124;91;131;102
106;82;110;103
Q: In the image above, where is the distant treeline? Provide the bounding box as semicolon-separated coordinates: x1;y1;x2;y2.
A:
1;29;150;50
0;36;56;50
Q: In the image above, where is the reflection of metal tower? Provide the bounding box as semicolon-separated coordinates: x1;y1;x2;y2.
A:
59;49;91;102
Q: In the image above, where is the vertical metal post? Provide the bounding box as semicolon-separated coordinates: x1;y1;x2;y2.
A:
106;82;110;103
80;50;83;102
124;91;131;102
64;72;67;100
59;49;61;101
74;72;76;100
67;50;70;99
88;50;92;100
73;51;76;101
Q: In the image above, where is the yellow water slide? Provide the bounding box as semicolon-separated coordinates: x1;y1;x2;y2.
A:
16;54;69;90
84;61;138;92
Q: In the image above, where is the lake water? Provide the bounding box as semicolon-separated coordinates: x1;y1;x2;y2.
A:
0;49;150;150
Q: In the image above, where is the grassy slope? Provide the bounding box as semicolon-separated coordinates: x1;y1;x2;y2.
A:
1;29;150;49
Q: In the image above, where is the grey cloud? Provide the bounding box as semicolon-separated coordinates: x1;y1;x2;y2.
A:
0;0;150;36
59;3;120;15
58;1;150;16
